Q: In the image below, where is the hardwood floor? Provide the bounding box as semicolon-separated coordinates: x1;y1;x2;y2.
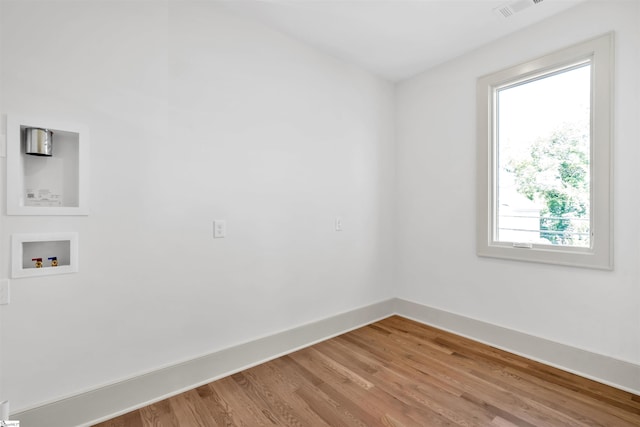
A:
94;316;640;426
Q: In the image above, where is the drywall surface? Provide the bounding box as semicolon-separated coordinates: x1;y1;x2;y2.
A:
396;0;640;364
0;1;395;411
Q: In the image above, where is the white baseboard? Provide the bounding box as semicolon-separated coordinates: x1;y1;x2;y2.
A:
13;297;640;427
392;298;640;395
13;299;395;427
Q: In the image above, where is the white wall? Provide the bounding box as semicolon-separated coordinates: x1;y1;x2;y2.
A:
0;1;395;411
3;0;638;416
396;0;640;364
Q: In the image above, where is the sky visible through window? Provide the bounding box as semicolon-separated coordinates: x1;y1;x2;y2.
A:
496;63;591;247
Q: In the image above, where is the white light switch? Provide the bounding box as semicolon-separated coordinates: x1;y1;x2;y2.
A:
0;279;10;305
213;220;226;238
335;217;343;231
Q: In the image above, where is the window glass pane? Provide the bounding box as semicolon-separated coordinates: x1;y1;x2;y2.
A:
496;63;591;247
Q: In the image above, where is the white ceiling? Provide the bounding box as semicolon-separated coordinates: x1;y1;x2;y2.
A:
219;0;586;81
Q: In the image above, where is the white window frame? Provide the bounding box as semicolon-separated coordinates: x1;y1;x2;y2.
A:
476;33;613;269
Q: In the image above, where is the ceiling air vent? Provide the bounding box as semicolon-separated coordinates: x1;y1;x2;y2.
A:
495;0;544;18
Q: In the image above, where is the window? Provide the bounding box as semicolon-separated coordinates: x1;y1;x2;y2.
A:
477;33;613;269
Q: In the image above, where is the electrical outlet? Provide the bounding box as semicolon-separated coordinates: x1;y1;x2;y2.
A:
335;217;343;231
213;220;226;238
0;279;9;305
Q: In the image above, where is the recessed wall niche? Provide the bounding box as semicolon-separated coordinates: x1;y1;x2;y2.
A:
6;115;89;215
11;232;79;278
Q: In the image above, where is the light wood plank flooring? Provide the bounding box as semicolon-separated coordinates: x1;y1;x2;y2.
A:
94;316;640;426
